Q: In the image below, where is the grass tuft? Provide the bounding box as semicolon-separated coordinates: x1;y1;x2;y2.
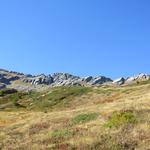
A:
72;112;99;124
49;129;73;139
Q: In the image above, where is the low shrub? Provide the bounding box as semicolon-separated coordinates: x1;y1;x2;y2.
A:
105;110;137;128
29;122;50;135
72;112;99;124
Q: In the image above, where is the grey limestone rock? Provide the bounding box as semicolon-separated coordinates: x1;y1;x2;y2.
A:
113;77;125;85
126;73;150;83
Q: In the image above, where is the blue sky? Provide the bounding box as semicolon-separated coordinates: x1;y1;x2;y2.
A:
0;0;150;79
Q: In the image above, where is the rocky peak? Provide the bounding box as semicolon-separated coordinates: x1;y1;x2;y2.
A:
113;77;125;85
30;74;53;85
90;76;112;85
52;73;80;81
126;73;150;83
0;68;150;91
82;76;93;82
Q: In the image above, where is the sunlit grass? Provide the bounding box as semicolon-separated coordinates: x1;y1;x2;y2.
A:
0;82;150;149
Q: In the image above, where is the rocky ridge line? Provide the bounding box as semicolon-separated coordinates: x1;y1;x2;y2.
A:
0;69;150;91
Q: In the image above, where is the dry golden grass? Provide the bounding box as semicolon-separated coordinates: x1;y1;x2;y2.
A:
0;83;150;150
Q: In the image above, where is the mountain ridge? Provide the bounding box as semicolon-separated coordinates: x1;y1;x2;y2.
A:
0;68;150;91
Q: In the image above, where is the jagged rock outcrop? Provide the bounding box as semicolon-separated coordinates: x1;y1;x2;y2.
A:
52;73;79;83
113;77;125;85
82;76;112;85
0;76;10;84
90;76;112;85
31;74;53;85
0;83;6;90
126;73;150;83
22;78;33;83
51;73;80;86
0;73;20;84
9;71;24;76
0;68;150;91
82;76;93;82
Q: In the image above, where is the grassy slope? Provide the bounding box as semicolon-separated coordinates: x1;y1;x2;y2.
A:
0;83;150;150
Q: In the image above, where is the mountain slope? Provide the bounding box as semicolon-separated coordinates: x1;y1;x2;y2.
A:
0;80;150;149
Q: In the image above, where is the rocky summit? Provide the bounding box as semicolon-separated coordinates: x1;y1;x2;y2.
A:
0;69;150;91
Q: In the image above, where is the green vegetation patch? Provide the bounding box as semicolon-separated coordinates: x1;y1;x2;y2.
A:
0;87;92;111
32;87;91;110
72;112;99;124
94;87;121;96
0;89;27;109
105;110;137;128
49;129;73;139
47;86;91;102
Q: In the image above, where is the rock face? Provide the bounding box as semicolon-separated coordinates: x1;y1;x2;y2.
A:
0;83;6;90
52;73;80;86
0;69;150;91
126;73;150;83
82;76;93;82
31;74;53;85
0;69;113;88
0;73;20;85
82;76;112;85
90;76;112;85
113;77;125;85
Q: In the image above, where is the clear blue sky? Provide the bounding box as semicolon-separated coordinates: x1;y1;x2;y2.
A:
0;0;150;79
